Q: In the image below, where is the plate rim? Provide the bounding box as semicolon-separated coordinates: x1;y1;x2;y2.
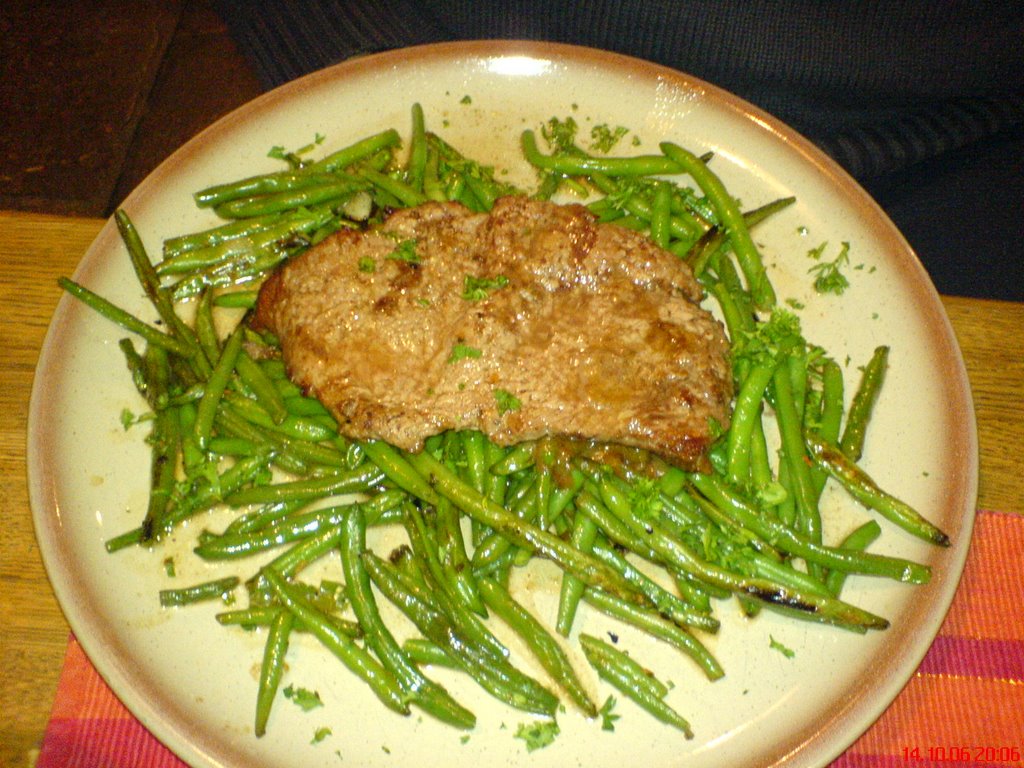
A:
27;39;979;768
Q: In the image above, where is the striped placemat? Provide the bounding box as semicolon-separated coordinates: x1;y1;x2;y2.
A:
36;509;1024;767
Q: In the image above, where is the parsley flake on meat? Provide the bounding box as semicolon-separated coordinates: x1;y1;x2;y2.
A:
493;388;522;414
461;273;509;300
447;343;482;364
385;238;421;264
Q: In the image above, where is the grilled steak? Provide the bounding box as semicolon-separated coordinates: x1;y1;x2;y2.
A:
252;196;732;469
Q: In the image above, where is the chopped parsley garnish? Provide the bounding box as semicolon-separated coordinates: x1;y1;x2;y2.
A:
283;685;324;711
590;123;629;153
385;238;421;264
807;241;851;295
268;133;325;168
163;557;176;578
120;408;152;430
311;727;332;744
598;695;621;731
769;635;796;658
460;94;472;104
120;408;138;430
541;116;579;153
732;308;804;369
514;720;560;751
493;388;522;414
462;273;509;301
357;256;376;273
627;476;663;521
447;343;482;364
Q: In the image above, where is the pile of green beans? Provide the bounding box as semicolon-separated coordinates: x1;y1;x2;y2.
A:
61;104;950;741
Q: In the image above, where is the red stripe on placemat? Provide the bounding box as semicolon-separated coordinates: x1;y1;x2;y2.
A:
916;635;1024;680
39;717;185;768
836;508;1024;766
939;508;1024;642
36;639;190;768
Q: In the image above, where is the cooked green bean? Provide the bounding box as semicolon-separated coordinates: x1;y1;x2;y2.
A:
660;141;775;309
725;361;777;484
223;463;383;507
362;551;558;716
812;357;846;496
582;488;891;630
193;289;220;364
582;588;723;681
341;506;476;729
213;290;259;309
471;477;539;570
579;633;693;738
305;128;402;173
589;541;720;633
214;179;365;219
158;215;332;275
262;567;410;716
115;210;202;356
587;173;705;242
687;472;933;581
255;608;293;737
402;448;640;602
136;347;179;544
360;167;428;208
402;505;512;661
234;349;288;425
434;494;485;614
825;520;883;597
164;211;294;253
687;197;796;277
478;577;597;717
196;491;403;560
555;511;599;636
193;326;244;450
401;637;459;668
195;170;348;209
522;130;684;177
58;278;194;357
225;393;336;442
804;430;950;546
159;576;240;608
771;359;822;544
840;346;890;461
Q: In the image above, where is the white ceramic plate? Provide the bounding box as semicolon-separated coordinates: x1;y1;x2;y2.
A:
29;41;977;768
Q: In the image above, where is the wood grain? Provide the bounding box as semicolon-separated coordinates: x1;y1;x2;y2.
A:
1;213;105;768
940;295;1024;513
0;211;1020;766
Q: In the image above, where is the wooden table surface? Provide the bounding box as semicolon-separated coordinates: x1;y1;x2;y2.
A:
1;210;1022;768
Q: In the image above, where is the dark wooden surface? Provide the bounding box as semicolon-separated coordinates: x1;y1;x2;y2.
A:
0;0;263;218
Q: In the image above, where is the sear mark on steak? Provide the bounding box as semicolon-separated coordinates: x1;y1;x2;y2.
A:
252;196;733;470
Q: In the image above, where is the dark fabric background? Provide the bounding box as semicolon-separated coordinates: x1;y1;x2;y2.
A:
214;0;1024;300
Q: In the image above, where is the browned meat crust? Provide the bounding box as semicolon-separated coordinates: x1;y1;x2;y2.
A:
252;196;733;469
